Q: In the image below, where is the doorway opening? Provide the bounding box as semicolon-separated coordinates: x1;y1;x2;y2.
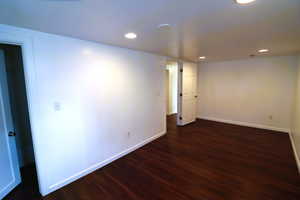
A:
166;61;179;129
0;44;40;199
165;61;198;130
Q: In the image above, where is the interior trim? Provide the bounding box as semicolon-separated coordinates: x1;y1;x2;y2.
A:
46;131;166;196
289;132;300;174
197;116;290;133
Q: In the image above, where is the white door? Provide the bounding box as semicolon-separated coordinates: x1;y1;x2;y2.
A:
177;61;198;126
0;49;21;199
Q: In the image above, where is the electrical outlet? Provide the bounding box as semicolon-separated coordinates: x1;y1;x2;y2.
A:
54;102;61;111
269;115;273;120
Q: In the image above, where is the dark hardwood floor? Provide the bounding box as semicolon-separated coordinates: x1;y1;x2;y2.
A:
5;115;300;200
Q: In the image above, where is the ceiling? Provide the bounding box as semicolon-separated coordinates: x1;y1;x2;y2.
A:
0;0;299;62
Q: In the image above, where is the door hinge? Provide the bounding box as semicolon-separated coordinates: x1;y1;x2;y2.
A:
8;131;16;137
179;116;182;120
180;69;183;73
179;93;183;97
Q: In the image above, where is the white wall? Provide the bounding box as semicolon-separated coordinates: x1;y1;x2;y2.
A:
291;55;300;171
0;24;167;195
198;56;298;132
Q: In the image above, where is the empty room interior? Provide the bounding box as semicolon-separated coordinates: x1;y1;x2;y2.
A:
0;0;300;199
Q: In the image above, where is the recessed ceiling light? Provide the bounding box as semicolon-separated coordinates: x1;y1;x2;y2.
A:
125;32;137;39
235;0;256;4
158;24;171;29
199;56;206;60
82;49;92;55
258;49;269;53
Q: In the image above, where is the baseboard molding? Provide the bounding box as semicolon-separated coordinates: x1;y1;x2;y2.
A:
197;116;290;133
289;132;300;174
44;131;166;196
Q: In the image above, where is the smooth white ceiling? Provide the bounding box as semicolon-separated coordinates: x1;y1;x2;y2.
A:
0;0;299;61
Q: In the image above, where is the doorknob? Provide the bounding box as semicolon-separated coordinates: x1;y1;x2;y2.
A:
8;131;16;137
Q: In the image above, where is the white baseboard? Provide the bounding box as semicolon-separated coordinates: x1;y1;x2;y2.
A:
44;131;166;196
197;116;290;133
289;132;300;174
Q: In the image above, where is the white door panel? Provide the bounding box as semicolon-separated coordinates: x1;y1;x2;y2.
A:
0;49;21;199
178;62;198;126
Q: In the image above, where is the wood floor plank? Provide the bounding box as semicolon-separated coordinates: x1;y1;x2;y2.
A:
4;115;300;200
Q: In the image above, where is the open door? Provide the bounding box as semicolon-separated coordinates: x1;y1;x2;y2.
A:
177;61;198;126
0;49;21;199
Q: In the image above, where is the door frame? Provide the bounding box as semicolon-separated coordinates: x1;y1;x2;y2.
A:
0;32;43;194
177;61;183;126
165;59;181;126
177;60;198;126
0;49;21;199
